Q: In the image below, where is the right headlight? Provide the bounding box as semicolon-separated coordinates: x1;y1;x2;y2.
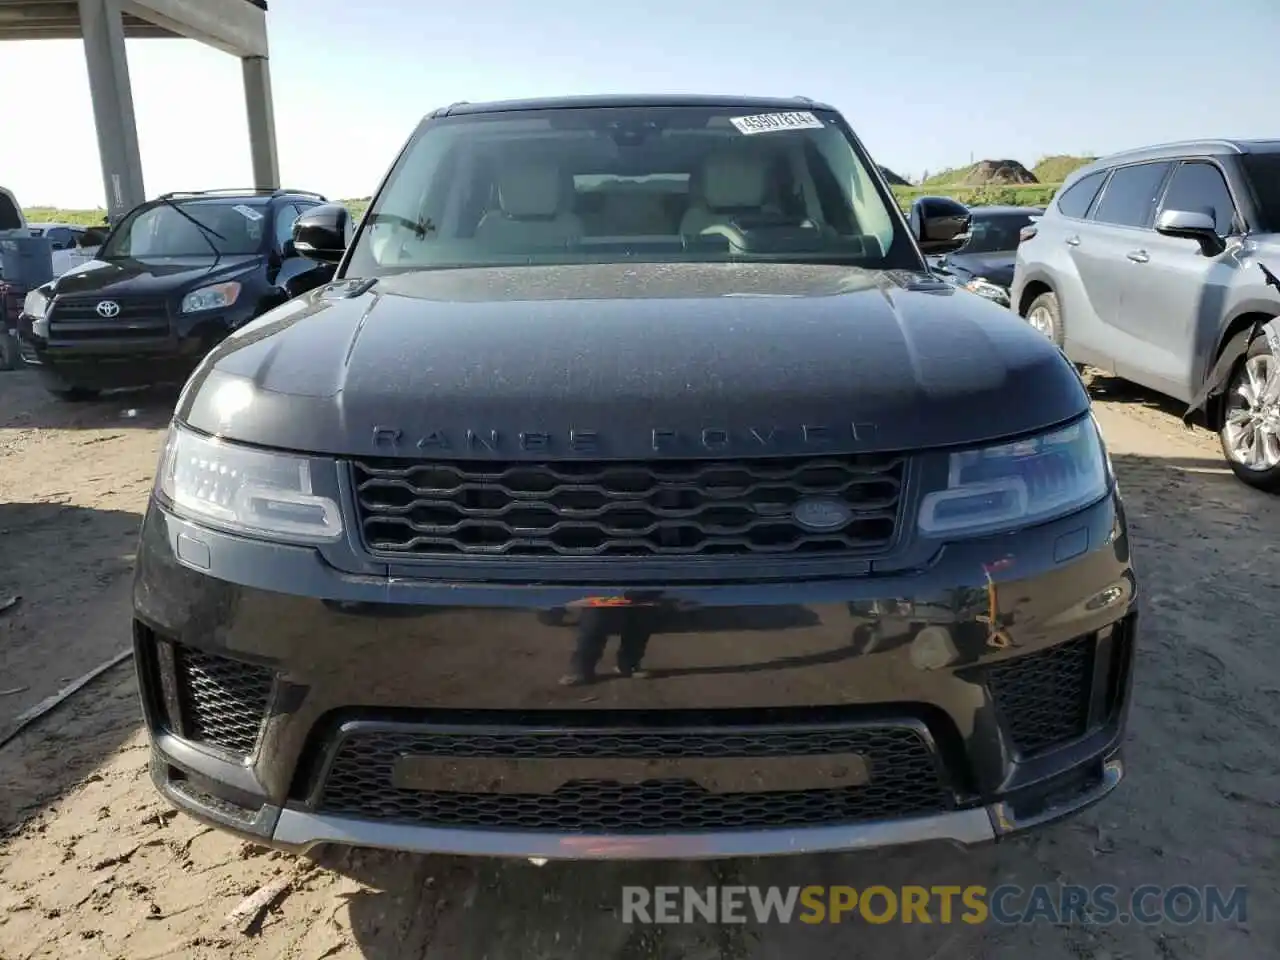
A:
918;415;1111;538
22;287;51;320
157;423;343;543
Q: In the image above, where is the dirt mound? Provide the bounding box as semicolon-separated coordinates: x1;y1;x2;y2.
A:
960;159;1038;186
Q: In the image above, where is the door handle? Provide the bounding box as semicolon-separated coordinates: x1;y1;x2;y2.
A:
1065;236;1080;246
1127;250;1149;263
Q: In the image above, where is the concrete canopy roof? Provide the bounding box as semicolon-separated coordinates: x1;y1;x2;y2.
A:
0;0;268;56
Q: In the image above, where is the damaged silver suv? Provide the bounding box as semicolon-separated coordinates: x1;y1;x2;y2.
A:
1011;140;1280;489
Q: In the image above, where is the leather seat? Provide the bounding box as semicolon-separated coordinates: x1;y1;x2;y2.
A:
474;161;583;249
679;151;776;238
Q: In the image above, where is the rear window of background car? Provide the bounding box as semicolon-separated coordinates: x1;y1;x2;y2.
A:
1090;161;1173;228
1055;170;1106;219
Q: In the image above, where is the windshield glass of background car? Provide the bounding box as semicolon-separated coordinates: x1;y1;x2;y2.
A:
1240;153;1280;233
100;200;268;258
957;213;1036;254
344;106;917;275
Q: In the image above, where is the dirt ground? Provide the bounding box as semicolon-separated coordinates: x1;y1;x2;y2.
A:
0;366;1276;960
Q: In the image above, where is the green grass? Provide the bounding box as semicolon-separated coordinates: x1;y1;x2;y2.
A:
891;183;1059;211
1031;155;1095;184
917;165;979;187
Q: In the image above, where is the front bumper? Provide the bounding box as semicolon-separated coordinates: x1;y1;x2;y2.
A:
132;492;1138;860
17;304;250;389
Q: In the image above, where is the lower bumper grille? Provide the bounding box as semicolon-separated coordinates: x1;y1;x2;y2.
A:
173;646;274;756
985;635;1094;756
316;723;952;832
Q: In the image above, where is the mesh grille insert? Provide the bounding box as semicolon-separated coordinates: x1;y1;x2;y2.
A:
352;453;906;558
174;647;274;756
316;724;952;832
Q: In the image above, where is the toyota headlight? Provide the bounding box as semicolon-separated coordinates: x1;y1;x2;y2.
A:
918;416;1110;538
181;281;241;313
963;278;1011;308
22;287;51;320
157;424;342;543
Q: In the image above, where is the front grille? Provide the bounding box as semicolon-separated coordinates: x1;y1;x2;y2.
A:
174;647;274;756
316;724;951;831
351;454;905;558
985;636;1094;756
48;295;170;340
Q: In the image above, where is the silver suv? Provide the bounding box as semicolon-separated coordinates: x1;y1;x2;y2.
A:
1010;140;1280;489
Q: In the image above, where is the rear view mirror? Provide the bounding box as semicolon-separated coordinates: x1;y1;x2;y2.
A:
909;196;972;256
1155;209;1226;257
292;203;350;263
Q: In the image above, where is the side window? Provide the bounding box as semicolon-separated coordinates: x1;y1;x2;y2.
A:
273;203;301;250
1091;161;1173;228
1056;170;1106;220
1158;161;1236;235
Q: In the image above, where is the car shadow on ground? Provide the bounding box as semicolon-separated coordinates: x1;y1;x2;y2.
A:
1085;371;1195;423
0;369;178;432
0;501;144;831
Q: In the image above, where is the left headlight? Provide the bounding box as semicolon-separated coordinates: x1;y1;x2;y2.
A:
157;424;343;543
918;415;1110;538
963;277;1011;308
22;287;51;320
181;281;241;314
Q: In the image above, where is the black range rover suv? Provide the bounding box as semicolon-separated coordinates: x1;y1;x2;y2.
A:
133;95;1138;860
18;188;340;400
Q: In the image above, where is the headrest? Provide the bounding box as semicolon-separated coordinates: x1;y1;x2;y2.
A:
701;152;769;210
495;162;563;219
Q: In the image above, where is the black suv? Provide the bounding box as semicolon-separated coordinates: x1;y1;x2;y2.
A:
18;188;340;400
133;96;1137;860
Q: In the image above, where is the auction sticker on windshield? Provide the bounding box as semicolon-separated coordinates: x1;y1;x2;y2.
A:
232;204;264;221
730;111;825;135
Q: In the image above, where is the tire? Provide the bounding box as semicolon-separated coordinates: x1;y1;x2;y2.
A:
1024;291;1065;350
0;331;18;371
1219;333;1280;491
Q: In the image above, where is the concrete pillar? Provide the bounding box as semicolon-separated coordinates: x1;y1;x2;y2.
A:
241;56;279;190
78;0;146;223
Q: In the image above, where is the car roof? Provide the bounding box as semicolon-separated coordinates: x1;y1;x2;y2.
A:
1073;139;1280;180
434;94;837;117
968;205;1045;216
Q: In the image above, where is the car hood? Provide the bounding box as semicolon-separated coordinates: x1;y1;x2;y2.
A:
936;251;1017;288
180;262;1089;459
51;255;258;298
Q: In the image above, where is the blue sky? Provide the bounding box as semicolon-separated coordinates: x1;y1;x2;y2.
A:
2;0;1275;208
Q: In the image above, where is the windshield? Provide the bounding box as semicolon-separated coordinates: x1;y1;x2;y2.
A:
1241;153;1280;234
955;212;1038;255
100;198;269;258
344;105;919;276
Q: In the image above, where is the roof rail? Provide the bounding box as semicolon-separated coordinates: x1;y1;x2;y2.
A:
442;101;470;116
153;187;328;201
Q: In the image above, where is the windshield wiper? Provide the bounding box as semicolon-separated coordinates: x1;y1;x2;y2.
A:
365;213;436;239
156;197;226;264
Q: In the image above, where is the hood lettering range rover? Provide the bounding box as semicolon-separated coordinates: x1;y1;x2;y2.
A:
133;95;1137;861
371;422;879;453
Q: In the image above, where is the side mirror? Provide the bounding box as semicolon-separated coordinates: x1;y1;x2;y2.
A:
909;196;972;255
292;203;350;263
1155;209;1226;257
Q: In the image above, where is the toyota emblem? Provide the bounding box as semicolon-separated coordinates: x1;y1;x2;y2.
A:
96;300;120;318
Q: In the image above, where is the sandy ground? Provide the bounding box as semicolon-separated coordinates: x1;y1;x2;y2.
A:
0;366;1277;960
